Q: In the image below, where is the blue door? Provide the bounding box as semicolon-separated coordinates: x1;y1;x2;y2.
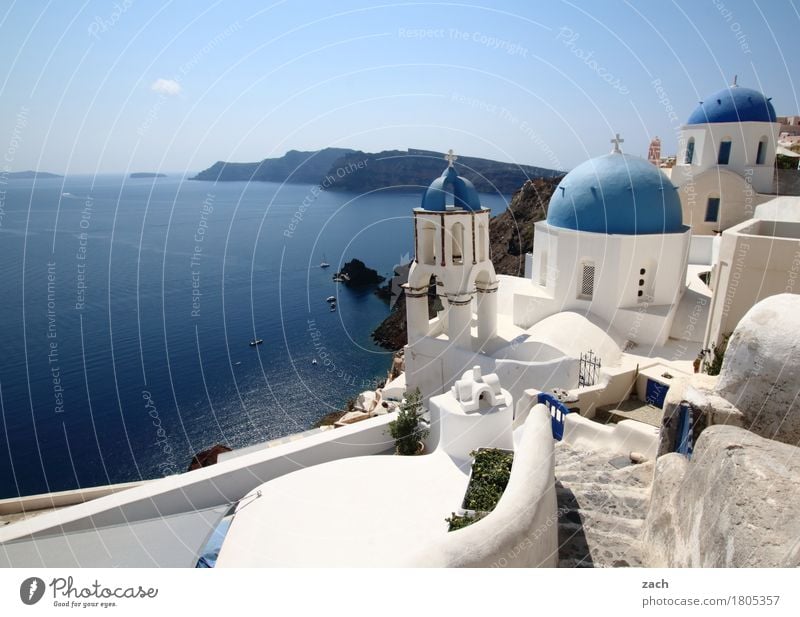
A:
645;379;669;408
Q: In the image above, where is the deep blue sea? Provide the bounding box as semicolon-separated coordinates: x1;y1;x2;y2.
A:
0;175;508;498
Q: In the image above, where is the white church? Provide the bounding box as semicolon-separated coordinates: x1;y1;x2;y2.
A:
2;80;799;568
403;79;798;416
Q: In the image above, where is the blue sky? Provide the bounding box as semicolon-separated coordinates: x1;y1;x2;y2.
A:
0;0;798;174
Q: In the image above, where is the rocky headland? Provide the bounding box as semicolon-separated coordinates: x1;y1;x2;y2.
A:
191;147;561;194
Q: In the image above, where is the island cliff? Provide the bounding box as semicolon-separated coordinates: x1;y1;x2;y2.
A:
191;147;561;194
190;148;356;183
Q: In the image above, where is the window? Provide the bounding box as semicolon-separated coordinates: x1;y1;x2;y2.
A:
579;262;595;299
705;197;720;223
756;139;767;165
539;251;548;286
718;140;732;165
418;222;436;265
685;138;695;164
637;267;648;303
451;222;464;264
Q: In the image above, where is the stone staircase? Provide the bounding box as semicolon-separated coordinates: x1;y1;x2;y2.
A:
554;440;654;567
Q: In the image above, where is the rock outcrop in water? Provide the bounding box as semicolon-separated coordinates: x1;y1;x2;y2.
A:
336;259;385;287
130;172;167;179
188;444;232;471
4;170;62;179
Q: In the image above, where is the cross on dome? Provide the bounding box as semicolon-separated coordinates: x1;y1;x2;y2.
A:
610;133;624;154
445;149;457;167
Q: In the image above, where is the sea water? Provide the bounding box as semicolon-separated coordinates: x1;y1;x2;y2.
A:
0;174;508;498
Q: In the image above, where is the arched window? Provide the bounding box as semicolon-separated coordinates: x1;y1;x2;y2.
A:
477;223;487;262
539;251;548;286
451;222;464;264
705;195;720;223
684;137;695;164
419;221;436;265
718;139;732;165
756;137;767;165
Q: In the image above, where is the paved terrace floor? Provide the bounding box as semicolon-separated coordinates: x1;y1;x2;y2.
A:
216;450;472;567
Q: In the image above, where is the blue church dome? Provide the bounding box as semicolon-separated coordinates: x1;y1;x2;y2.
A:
547;152;684;235
420;165;482;212
687;86;776;125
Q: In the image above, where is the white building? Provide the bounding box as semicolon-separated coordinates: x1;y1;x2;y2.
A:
4;82;800;570
670;81;780;234
518;144;692;348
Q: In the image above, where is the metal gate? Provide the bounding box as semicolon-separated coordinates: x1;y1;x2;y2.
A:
579;350;601;387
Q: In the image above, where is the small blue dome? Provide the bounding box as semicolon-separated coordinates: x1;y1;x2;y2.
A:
687;86;776;124
420;166;482;212
547;153;683;235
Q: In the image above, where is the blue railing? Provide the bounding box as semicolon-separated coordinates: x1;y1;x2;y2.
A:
674;403;694;458
538;393;571;441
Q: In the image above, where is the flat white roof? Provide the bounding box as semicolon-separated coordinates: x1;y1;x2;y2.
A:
216;451;470;567
0;505;228;568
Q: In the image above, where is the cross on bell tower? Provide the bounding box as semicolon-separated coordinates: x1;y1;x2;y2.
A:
445;149;457;167
610;133;624;154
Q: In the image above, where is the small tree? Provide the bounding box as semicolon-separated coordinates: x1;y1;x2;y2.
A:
388;388;429;455
704;334;730;376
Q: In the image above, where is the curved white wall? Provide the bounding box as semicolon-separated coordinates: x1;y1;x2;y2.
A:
404;404;558;567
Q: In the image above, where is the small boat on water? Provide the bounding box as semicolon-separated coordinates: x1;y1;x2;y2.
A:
312;359;318;365
249;339;263;347
326;296;336;303
234;361;242;366
330;305;336;312
320;253;330;268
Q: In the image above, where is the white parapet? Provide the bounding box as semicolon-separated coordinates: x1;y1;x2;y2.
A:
406;403;557;567
562;413;660;461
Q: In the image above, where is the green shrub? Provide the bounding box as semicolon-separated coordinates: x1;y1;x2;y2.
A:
445;512;486;532
446;448;514;532
704;334;730;376
388;388;429;455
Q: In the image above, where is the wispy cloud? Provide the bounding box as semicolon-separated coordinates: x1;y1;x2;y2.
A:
150;78;181;96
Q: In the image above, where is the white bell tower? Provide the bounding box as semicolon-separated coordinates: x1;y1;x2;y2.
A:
405;150;498;351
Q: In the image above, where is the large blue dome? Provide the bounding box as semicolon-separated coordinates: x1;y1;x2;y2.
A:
547;152;684;235
420;166;482;212
687;86;776;125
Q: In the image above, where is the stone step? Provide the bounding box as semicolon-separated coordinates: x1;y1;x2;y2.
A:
559;557;595;568
553;440;652;568
556;483;650;520
558;525;645;568
555;461;654;488
559;508;644;539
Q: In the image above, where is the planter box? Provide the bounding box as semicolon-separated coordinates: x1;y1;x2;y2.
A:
456;447;514;518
